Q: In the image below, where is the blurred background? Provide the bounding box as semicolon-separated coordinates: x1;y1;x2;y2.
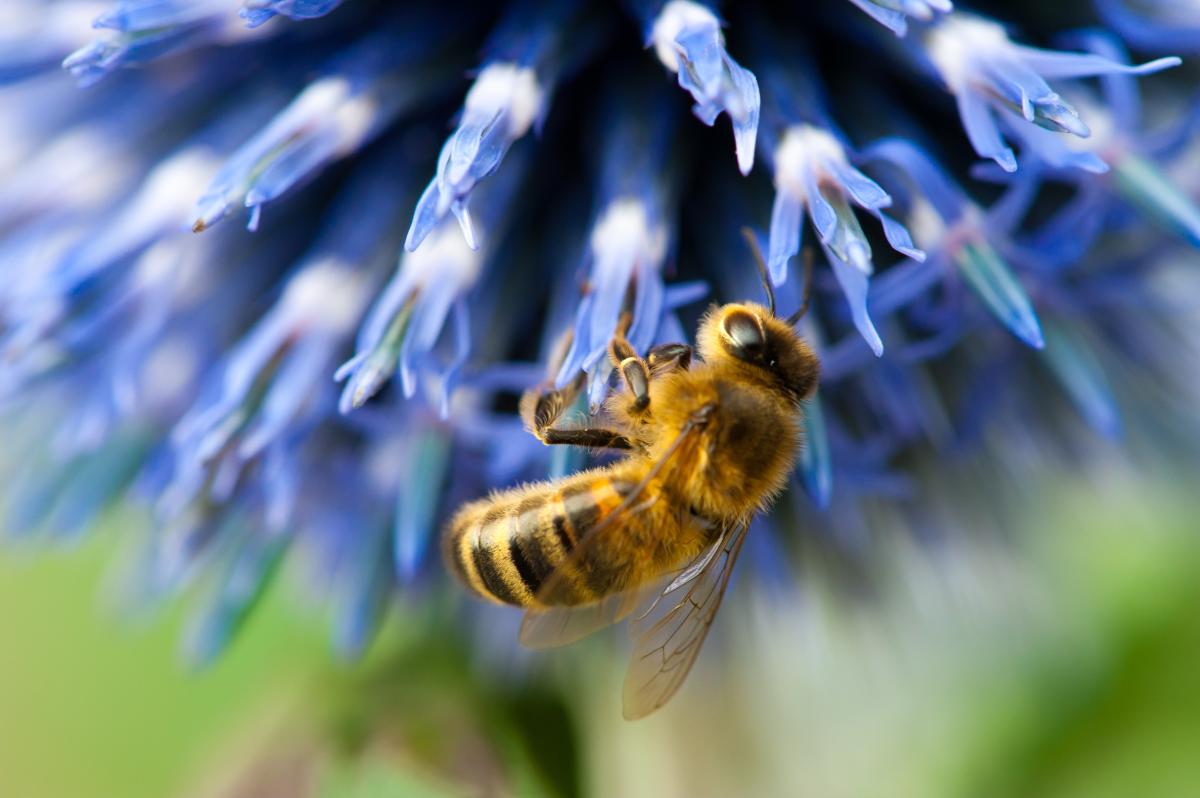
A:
4;469;1199;798
3;1;1200;796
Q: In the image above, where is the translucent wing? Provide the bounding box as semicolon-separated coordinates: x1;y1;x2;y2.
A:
622;518;750;720
519;577;662;650
518;403;717;651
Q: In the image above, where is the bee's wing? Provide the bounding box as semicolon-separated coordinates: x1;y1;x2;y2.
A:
519;406;715;650
518;575;664;650
622;518;749;720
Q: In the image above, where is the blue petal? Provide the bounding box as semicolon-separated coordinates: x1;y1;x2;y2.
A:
394;426;452;582
240;0;346;28
798;393;833;509
183;529;289;667
956;89;1017;172
954;241;1045;349
1113;154;1200;247
767;190;804;285
1012;45;1180;81
1040;322;1123;439
826;244;884;356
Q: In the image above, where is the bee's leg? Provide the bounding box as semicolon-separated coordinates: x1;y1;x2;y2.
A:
609;335;651;412
540;427;633;449
647;343;692;374
520;374;633;451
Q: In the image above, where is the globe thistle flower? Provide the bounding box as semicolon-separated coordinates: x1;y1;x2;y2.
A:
862;138;1046;350
551;82;710;407
0;0;1197;689
847;0;952;37
637;0;760;175
404;0;590;251
241;0;346;28
753;33;924;356
1097;0;1200;53
63;0;267;86
911;11;1179;172
973;32;1200;252
339;146;528;415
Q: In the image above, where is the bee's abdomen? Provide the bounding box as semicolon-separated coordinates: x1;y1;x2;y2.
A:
444;476;636;607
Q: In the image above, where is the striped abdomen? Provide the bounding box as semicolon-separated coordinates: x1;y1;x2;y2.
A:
444;473;638;607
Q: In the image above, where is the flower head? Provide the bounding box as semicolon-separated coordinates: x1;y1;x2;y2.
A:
0;0;1196;677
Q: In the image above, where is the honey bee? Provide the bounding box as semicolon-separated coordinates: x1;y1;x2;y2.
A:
444;230;819;719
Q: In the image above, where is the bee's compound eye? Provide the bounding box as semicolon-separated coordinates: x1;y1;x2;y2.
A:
722;309;766;357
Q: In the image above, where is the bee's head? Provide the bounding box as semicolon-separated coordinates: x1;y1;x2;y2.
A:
698;302;820;403
697;229;822;402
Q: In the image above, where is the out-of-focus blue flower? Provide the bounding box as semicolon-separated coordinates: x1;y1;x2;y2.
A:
1097;0;1200;53
240;0;345;28
64;0;268;86
635;0;760;175
977;33;1200;251
864;139;1046;349
339;147;528;417
553;86;707;406
913;11;1179;172
405;0;586;252
847;0;952;37
192;29;446;233
753;40;924;356
0;1;110;81
0;1;1196;667
146;151;407;618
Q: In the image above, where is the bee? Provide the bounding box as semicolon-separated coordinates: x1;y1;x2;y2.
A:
444;230;819;719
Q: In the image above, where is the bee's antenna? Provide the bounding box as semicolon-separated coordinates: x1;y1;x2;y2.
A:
785;246;815;326
740;226;775;316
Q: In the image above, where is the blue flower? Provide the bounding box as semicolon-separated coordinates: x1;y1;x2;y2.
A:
976;32;1200;250
766;125;924;357
146;151;408;617
552;87;707;406
405;0;582;251
914;12;1179;172
638;0;760;175
863;139;1045;349
339;146;528;416
240;0;345;28
1097;0;1200;53
63;0;254;86
192;29;442;233
750;35;923;356
847;0;952;37
0;0;1196;667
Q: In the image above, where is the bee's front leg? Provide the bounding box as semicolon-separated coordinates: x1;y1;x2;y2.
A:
609;334;651;413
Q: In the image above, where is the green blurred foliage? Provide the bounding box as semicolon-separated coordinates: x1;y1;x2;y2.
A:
0;517;326;798
2;476;1199;798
